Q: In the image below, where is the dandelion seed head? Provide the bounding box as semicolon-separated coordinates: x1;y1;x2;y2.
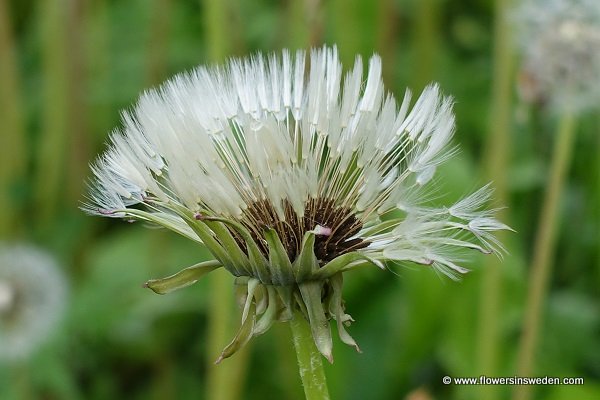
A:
84;46;509;361
514;0;600;112
0;244;67;362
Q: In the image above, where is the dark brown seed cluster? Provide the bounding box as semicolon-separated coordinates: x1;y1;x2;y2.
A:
233;198;369;264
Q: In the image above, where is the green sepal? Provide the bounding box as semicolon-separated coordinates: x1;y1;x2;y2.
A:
202;219;251;276
143;260;222;294
328;273;360;352
234;277;250;309
275;286;294;321
179;216;234;270
293;232;318;282
116;208;203;244
312;251;384;281
233;276;251;286
215;302;256;364
298;281;333;363
248;247;271;285
242;278;260;323
265;228;294;285
253;285;278;336
294;291;309;320
203;216;271;284
254;284;268;315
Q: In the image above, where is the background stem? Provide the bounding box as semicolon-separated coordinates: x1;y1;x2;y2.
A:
202;0;249;399
290;309;330;400
477;1;513;399
413;0;439;92
514;112;577;400
0;0;26;238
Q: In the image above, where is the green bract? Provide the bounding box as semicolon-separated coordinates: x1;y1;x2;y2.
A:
144;214;381;362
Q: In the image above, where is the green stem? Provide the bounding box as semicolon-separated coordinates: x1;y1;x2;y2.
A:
375;0;399;88
413;0;439;92
0;0;26;238
202;1;249;399
514;112;577;400
477;1;513;400
36;0;70;227
206;269;250;400
146;0;172;85
290;309;330;400
204;0;230;62
12;363;33;400
286;0;320;49
331;0;360;66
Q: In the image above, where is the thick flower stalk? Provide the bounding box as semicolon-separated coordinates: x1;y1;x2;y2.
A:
84;47;509;362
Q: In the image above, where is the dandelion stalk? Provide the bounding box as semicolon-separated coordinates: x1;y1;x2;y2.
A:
477;1;513;399
87;0;111;148
286;0;322;49
331;0;360;65
201;1;250;399
414;0;439;92
36;0;69;226
514;112;577;400
510;2;600;397
290;309;330;400
0;0;26;238
375;0;399;88
146;0;172;85
65;1;91;208
11;365;33;400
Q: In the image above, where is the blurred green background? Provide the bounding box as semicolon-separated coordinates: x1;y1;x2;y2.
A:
0;0;598;399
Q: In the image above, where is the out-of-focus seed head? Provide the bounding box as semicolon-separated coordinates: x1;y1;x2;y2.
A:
0;244;68;362
514;0;600;112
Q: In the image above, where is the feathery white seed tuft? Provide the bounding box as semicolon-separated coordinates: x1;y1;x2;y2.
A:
85;46;509;276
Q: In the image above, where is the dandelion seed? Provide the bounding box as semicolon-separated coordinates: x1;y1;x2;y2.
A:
83;46;509;361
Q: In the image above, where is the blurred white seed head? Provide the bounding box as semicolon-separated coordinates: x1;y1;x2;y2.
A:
514;0;600;112
0;244;68;362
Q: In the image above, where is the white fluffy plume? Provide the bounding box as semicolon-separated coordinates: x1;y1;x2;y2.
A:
84;46;509;278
